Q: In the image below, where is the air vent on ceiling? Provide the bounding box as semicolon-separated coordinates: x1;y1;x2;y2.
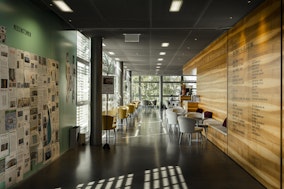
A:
124;34;140;42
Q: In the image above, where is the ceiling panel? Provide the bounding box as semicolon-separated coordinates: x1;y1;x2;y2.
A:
32;0;265;75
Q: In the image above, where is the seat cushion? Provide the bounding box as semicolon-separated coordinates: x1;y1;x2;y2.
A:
222;118;227;127
204;111;213;118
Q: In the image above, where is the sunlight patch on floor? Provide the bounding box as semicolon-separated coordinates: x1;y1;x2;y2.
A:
54;166;188;189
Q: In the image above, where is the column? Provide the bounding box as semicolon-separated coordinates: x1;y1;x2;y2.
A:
90;36;102;146
138;76;141;101
119;61;124;106
159;75;163;109
129;70;132;102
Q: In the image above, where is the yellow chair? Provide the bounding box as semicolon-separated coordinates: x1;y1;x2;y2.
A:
102;115;116;144
132;101;141;114
107;108;118;126
132;101;140;109
127;103;136;118
117;106;129;130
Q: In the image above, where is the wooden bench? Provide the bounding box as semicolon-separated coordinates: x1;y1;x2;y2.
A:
203;118;228;154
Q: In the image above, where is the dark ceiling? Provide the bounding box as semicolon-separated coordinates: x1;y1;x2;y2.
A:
33;0;265;75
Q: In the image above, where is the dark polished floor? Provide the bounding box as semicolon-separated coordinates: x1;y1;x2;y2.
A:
13;108;266;189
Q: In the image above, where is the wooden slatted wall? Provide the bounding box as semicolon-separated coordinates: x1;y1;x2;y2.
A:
183;33;227;122
183;0;282;188
227;1;281;188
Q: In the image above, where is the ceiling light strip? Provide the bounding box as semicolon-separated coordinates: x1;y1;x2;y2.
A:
169;0;183;12
161;42;169;47
53;0;73;12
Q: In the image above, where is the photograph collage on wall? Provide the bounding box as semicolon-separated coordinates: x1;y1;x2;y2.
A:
0;44;59;188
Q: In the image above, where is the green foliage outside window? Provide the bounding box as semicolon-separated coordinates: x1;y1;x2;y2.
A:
132;75;196;104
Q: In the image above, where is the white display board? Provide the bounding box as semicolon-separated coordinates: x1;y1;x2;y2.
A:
102;76;114;94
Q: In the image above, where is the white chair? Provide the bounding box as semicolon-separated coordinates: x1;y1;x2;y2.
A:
177;116;203;145
166;109;179;134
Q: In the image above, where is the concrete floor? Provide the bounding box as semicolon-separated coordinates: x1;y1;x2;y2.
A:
13;108;265;189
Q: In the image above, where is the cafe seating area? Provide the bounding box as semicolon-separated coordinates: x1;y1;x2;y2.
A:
98;100;255;186
14;103;265;189
103;100;205;144
102;101;141;134
161;102;229;151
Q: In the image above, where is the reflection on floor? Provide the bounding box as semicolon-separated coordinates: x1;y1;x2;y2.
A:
13;108;266;189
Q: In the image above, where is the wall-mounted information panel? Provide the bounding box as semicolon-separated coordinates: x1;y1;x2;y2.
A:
0;44;60;188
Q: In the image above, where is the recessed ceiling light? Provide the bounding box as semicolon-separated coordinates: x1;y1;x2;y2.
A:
52;0;73;12
194;38;198;41
102;43;106;46
169;0;183;12
109;52;115;55
157;63;162;65
161;42;169;47
115;58;120;61
158;58;163;61
159;52;166;55
156;66;160;68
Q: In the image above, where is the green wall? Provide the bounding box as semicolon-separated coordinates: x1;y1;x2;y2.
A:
0;0;77;186
56;30;78;154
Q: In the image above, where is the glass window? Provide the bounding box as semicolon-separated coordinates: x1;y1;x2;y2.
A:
163;76;181;82
163;83;181;96
183;75;197;82
132;75;139;82
132;81;140;101
141;76;159;82
77;62;89;102
76;32;90;136
102;52;116;75
131;75;197;105
140;82;159;101
77;32;90;61
102;52;120;111
102;93;118;112
76;104;89;133
76;61;90;134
